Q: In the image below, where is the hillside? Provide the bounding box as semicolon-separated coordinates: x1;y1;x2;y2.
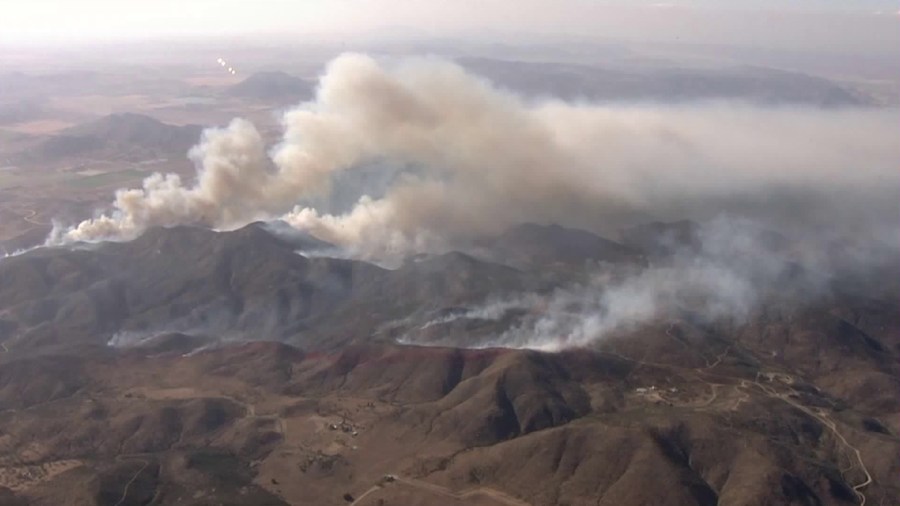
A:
480;223;640;270
0;223;546;352
0;221;897;505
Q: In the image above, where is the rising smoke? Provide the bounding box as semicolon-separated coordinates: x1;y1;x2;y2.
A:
49;53;900;265
41;53;900;349
403;217;833;351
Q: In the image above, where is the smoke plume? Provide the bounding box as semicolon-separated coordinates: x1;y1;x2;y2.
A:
50;53;899;264
400;216;879;351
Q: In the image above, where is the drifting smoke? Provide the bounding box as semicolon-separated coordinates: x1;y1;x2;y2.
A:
41;52;899;349
49;53;900;264
1;247;32;259
403;217;843;351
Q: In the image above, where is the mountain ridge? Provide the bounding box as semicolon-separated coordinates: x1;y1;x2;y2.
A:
0;220;897;505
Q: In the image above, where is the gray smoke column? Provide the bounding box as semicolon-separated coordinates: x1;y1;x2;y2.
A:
49;54;900;261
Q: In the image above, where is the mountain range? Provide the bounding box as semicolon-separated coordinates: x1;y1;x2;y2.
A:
28;113;203;161
0;221;897;505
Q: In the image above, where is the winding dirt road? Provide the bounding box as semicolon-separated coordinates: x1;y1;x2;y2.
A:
21;209;43;226
601;347;872;505
750;382;872;505
112;458;149;506
351;475;531;506
349;484;383;505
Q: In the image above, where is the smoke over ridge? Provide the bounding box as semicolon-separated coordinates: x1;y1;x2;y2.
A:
50;53;899;263
402;217;836;350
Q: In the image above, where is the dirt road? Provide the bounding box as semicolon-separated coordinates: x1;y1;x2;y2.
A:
112;458;149;506
350;475;531;506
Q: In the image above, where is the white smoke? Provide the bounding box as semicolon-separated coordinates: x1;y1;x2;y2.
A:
405;217;828;351
483;262;757;351
1;247;34;258
417;296;542;331
48;53;899;265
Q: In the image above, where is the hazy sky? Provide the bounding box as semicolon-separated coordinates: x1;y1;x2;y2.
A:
2;0;898;52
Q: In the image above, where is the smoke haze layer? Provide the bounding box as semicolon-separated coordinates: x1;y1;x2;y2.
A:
50;53;900;263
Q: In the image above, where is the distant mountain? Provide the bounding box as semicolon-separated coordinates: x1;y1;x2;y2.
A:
481;223;640;269
225;71;314;101
30;113;202;159
619;220;703;257
458;57;871;106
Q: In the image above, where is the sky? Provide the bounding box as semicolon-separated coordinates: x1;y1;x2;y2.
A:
1;0;898;52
